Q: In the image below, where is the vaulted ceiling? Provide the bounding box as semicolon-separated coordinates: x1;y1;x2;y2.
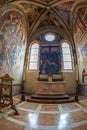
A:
0;0;87;44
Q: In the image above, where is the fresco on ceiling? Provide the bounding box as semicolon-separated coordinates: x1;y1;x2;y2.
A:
39;45;62;75
57;1;74;11
74;7;87;42
83;9;87;27
0;10;26;82
37;13;65;30
41;0;53;3
52;15;65;30
0;0;5;4
37;17;56;29
55;1;74;25
56;8;70;25
20;3;42;26
55;7;70;25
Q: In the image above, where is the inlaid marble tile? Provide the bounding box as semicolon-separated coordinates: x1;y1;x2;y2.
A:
41;104;59;111
20;102;38;110
38;113;70;127
0;118;24;130
71;124;87;130
69;110;87;123
1;95;87;130
61;103;80;111
38;113;59;125
9;109;34;123
79;100;87;107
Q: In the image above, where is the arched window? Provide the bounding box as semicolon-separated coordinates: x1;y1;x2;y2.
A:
29;42;39;70
62;42;72;70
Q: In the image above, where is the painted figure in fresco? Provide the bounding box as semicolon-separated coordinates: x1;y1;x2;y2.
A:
0;11;26;76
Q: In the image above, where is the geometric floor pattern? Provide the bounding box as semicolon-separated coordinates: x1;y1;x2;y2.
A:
0;95;87;130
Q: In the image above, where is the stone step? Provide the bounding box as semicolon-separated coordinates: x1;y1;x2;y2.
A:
36;93;66;96
27;96;75;104
31;94;69;100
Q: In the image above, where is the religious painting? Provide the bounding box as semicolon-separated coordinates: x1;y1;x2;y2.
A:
39;45;62;75
0;10;26;83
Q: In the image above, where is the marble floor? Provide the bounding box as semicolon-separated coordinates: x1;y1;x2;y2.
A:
0;95;87;130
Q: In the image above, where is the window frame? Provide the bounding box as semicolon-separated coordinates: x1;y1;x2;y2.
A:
62;42;73;71
28;42;39;71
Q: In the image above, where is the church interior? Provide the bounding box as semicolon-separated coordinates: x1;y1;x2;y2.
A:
0;0;87;130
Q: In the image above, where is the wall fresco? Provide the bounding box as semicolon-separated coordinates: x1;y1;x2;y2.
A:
39;45;62;75
74;7;87;42
38;33;62;75
0;10;26;83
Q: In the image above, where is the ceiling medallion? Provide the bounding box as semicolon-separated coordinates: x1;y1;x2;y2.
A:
45;33;56;42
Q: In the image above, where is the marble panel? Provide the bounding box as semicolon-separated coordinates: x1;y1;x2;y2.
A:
69;110;87;123
0;118;24;130
41;104;59;111
20;102;38;110
61;103;80;111
71;124;87;130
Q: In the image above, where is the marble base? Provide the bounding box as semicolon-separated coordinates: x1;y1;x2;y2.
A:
36;81;66;95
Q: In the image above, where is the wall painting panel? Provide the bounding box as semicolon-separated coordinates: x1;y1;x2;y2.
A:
0;10;26;83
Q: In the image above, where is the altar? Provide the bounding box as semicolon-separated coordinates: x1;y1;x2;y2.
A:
35;81;66;95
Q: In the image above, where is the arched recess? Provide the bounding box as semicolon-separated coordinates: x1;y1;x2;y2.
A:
72;3;87;67
71;1;87;41
68;1;87;67
28;8;73;44
29;26;67;43
27;30;65;75
0;4;27;83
